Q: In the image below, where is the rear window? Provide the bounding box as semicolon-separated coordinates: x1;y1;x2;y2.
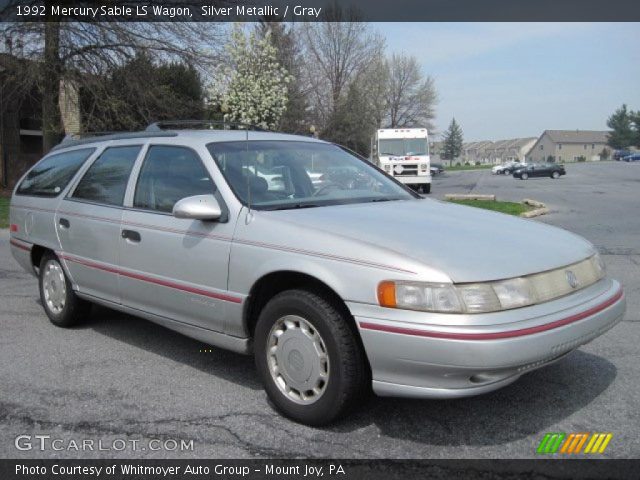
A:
16;148;95;197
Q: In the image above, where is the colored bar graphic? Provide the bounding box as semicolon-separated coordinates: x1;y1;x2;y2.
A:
536;433;565;454
584;433;613;454
537;432;612;454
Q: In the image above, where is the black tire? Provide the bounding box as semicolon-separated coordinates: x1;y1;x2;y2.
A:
39;252;91;327
423;183;431;194
503;169;511;175
254;289;369;426
521;172;529;180
552;171;560;179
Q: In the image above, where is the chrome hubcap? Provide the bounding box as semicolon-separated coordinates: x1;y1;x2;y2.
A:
42;260;66;314
267;315;330;405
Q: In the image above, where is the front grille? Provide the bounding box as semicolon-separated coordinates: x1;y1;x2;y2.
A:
527;256;604;303
393;164;418;176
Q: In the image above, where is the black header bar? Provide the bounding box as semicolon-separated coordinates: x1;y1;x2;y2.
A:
1;0;639;22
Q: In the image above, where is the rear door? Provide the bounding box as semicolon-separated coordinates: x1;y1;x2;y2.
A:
118;144;236;333
57;145;141;304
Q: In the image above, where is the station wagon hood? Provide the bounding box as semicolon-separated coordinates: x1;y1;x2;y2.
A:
264;199;596;283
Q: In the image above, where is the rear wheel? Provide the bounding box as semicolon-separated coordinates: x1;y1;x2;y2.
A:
254;289;369;426
521;172;529;180
503;169;511;175
39;252;91;327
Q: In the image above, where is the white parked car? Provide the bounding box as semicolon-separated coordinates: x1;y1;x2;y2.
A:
493;162;526;175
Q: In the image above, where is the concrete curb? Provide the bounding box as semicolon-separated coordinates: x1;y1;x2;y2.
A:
520;207;549;218
520;198;548;218
522;198;546;208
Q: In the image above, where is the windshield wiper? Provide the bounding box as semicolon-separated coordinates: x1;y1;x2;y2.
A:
369;197;404;203
265;203;321;211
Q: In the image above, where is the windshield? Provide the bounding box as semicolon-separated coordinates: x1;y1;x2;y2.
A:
207;141;415;210
378;138;428;156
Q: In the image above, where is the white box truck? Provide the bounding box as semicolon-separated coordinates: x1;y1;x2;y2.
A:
374;128;431;193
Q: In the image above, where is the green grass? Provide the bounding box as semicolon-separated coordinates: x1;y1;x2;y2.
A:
448;199;532;216
445;164;494;171
0;197;9;229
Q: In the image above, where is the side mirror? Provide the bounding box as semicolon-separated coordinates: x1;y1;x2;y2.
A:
172;194;222;221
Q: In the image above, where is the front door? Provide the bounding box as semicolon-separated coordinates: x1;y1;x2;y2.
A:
118;145;235;333
57;145;142;304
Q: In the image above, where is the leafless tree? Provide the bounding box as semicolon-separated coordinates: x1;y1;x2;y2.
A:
301;2;385;130
385;53;437;130
1;1;230;151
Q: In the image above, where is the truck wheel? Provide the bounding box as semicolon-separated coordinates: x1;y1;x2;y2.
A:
423;183;431;194
39;252;91;327
254;289;369;426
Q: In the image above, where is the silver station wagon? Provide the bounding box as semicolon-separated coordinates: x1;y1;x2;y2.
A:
9;123;626;425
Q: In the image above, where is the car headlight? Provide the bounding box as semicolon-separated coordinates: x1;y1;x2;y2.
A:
379;280;534;313
377;255;605;314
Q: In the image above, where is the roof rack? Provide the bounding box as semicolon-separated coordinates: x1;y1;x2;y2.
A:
51;131;178;152
146;120;267;132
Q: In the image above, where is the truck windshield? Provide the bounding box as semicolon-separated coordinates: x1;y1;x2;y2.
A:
208;141;416;210
378;138;429;156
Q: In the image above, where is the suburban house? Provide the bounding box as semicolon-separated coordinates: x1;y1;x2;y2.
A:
481;138;536;164
460;138;536;165
526;130;611;163
462;140;493;164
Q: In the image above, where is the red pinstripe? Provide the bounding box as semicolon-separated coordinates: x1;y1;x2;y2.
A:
59;254;243;304
11;203;414;274
359;287;624;340
9;238;32;252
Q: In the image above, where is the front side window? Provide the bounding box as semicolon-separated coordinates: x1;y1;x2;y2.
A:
72;146;140;206
208;141;415;210
17;148;95;197
134;146;215;213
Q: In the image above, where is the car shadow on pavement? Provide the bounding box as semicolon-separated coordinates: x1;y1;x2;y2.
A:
333;350;617;445
83;305;263;391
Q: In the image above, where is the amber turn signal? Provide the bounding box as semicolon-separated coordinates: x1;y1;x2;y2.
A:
377;281;397;308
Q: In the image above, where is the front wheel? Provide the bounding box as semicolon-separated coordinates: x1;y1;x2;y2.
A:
423;183;431;194
521;172;529;180
39;252;91;327
552;171;560;179
254;289;369;426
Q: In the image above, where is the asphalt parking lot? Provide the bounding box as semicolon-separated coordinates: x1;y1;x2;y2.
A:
1;161;638;459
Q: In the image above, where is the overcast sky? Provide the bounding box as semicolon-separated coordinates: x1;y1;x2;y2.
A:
382;23;640;141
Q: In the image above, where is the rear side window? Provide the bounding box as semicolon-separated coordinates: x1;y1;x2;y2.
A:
133;146;215;213
71;146;140;206
16;148;95;197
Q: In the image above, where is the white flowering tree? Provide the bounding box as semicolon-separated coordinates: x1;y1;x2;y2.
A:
211;25;292;130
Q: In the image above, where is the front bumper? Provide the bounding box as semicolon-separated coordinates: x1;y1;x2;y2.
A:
394;175;431;185
350;278;625;399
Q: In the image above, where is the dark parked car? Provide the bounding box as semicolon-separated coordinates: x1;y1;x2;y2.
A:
614;150;633;161
513;163;566;180
430;162;445;175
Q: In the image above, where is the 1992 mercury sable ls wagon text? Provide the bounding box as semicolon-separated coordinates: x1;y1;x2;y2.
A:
9;123;626;425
